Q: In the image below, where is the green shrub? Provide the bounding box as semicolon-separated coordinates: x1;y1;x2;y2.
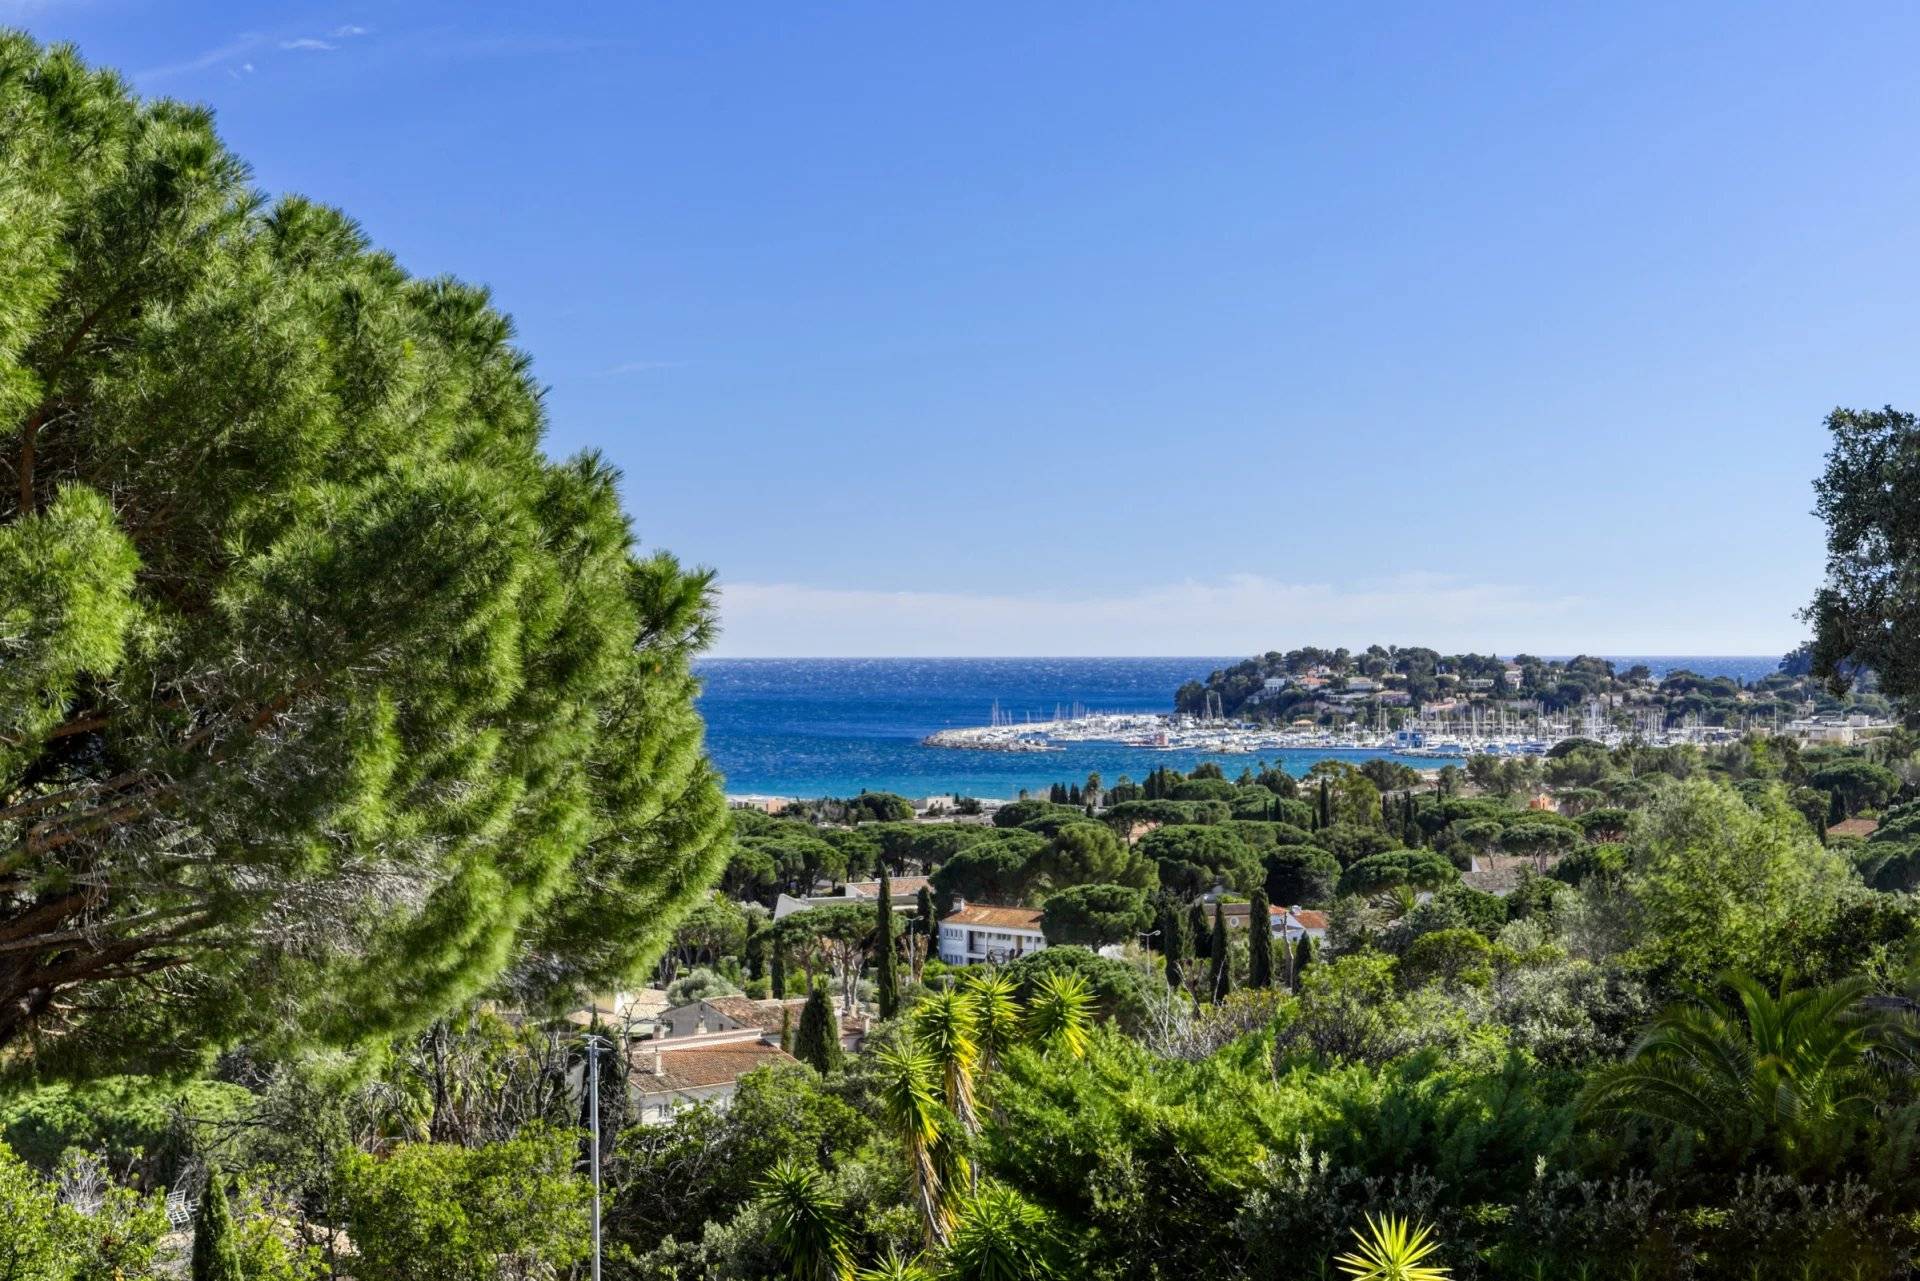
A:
339;1128;589;1281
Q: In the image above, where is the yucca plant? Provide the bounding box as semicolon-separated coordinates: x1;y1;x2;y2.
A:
1023;972;1094;1060
941;1183;1063;1281
873;1041;967;1247
856;1249;934;1281
1333;1213;1450;1281
914;986;982;1133
964;971;1024;1076
757;1158;855;1281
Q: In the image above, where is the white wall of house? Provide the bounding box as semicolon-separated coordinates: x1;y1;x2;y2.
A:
632;1080;737;1125
937;924;1046;966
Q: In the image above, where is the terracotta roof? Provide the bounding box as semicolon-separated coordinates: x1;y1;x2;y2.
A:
634;1040;799;1092
1830;817;1880;838
1290;910;1329;930
702;996;805;1036
843;877;932;898
942;904;1044;930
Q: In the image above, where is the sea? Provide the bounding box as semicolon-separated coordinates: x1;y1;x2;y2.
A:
694;656;1780;802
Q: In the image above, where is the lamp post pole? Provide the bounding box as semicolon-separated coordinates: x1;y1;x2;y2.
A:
583;1032;611;1281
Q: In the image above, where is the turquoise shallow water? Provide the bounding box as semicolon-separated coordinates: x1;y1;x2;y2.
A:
693;656;1778;801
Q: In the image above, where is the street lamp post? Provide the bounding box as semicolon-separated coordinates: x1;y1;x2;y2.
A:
582;1032;611;1281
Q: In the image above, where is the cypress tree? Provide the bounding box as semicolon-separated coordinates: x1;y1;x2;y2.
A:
1319;777;1332;829
1209;904;1231;1002
771;943;788;999
875;865;899;1019
1159;898;1187;989
1188;902;1211;960
1292;935;1314;991
1247;889;1273;989
744;915;765;982
793;982;840;1074
191;1177;243;1281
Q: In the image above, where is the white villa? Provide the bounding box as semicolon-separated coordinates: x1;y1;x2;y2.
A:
937;902;1047;966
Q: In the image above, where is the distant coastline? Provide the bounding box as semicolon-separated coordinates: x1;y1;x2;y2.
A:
695;655;1788;802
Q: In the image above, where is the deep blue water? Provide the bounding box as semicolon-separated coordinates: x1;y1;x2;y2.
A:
694;655;1780;801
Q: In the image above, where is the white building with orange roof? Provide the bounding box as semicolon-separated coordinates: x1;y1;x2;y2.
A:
626;1030;801;1124
937;902;1047;966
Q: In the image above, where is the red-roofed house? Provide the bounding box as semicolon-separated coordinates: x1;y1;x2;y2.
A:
1281;908;1329;944
627;1030;800;1123
1211;902;1329;943
937;903;1047;966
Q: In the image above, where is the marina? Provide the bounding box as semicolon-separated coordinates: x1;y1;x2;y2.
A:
697;656;1797;799
922;700;1811;759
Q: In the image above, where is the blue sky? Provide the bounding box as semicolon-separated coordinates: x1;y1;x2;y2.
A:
17;3;1920;656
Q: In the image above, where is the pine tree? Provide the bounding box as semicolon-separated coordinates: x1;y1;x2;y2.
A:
1292;935;1314;991
793;982;841;1074
1188;902;1211;961
875;864;900;1019
191;1177;243;1281
1247;889;1273;989
0;34;731;1070
1208;904;1231;1002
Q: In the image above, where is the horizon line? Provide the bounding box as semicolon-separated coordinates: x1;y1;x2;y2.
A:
696;651;1786;661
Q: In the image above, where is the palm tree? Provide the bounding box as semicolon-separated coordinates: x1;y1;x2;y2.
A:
914;985;981;1134
1023;972;1094;1060
757;1158;855;1281
1580;971;1891;1175
941;1183;1063;1281
964;971;1022;1077
873;1041;966;1248
1334;1213;1450;1281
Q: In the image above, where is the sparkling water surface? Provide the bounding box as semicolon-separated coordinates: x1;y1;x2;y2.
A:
695;656;1779;801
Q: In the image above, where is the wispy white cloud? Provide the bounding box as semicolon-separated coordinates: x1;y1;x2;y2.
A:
138;23;371;82
137;33;267;82
708;572;1801;658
